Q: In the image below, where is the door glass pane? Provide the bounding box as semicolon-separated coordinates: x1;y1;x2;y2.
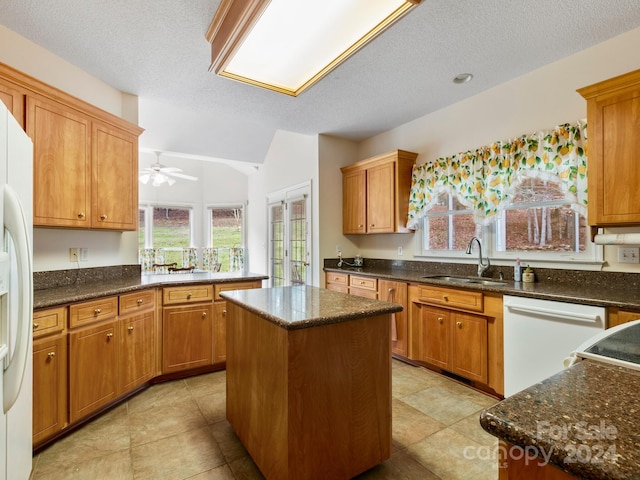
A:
153;207;190;266
211;207;243;272
289;197;307;285
270;203;285;287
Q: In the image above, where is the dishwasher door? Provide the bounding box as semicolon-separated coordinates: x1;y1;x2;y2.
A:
503;295;605;397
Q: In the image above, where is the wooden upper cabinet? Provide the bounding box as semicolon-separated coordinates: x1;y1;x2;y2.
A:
578;69;640;236
92;121;138;230
28;95;92;228
341;150;418;234
0;76;25;127
1;62;143;231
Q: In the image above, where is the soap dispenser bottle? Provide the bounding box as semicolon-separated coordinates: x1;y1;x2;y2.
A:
514;258;522;282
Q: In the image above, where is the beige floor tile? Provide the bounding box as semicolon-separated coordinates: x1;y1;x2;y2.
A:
438;379;500;408
188;464;237;480
184;370;227;398
131;426;226;480
35;404;130;471
227;455;266;480
126;379;190;414
31;449;133;480
195;389;227;425
210;420;249;464
128;397;208;447
355;449;442;480
401;386;484;426
391;399;446;450
449;412;499;447
407;428;498;480
392;365;446;399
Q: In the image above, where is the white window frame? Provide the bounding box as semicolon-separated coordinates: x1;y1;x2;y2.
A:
138;202;196;250
416;195;603;271
205;203;246;248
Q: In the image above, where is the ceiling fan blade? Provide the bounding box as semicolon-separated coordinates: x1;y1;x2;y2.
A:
159;166;182;173
139;173;151;184
167;172;198;181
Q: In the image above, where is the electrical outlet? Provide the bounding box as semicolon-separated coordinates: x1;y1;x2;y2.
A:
336;245;341;255
69;248;79;262
398;246;403;256
618;247;640;264
79;247;89;261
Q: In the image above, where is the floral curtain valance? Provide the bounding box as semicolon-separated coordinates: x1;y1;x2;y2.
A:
406;120;588;228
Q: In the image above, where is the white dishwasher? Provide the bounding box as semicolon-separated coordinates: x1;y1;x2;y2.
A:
503;295;605;397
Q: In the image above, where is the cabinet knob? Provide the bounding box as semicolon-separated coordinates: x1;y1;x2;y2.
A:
443;295;449;302
100;214;108;220
47;352;56;359
33;322;39;330
201;312;207;319
223;310;227;316
94;308;102;315
358;224;363;228
370;224;375;227
360;281;365;285
128;326;134;332
187;293;193;299
456;321;462;328
438;317;444;324
77;212;85;219
137;299;143;305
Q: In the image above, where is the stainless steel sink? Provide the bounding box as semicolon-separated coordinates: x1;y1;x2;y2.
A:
422;275;507;286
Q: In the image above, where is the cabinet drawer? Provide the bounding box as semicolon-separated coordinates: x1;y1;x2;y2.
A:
214;281;261;301
349;275;377;291
33;306;67;338
119;289;156;316
163;285;213;305
69;297;118;328
413;286;483;312
326;272;348;286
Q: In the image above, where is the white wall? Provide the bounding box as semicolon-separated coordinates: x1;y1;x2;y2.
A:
247;130;319;284
0;25;141;272
353;26;640;273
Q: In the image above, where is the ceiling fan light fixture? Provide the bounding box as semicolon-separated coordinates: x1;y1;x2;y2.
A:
139;151;198;187
206;0;422;96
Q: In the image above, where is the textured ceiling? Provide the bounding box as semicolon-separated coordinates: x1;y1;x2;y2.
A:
2;0;640;165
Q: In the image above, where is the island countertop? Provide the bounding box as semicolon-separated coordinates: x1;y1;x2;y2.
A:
480;360;640;480
221;284;403;330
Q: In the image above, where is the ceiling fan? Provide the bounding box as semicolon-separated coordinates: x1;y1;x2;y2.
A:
139;151;198;187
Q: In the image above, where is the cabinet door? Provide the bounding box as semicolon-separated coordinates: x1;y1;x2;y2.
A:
162;304;213;373
33;335;67;446
418;306;450;369
69;321;118;423
213;302;227;364
380;280;408;358
27;95;91;228
0;77;25;127
342;169;367;234
120;311;155;393
92;121;138;230
451;312;487;383
366;161;395;233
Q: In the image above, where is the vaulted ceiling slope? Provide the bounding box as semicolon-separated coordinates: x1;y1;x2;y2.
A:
2;0;640;164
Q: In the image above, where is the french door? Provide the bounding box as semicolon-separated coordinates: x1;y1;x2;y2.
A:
268;183;311;287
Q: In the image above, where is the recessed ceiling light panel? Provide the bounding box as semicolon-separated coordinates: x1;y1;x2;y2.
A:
453;73;474;84
206;0;422;96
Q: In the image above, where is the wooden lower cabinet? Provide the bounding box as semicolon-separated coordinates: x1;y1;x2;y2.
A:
119;311;155;392
69;320;118;423
380;280;409;358
607;307;640;328
33;334;67;446
411;301;488;384
162;304;213;373
325;272;349;293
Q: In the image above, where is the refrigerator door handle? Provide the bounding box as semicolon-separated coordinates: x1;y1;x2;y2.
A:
2;184;32;414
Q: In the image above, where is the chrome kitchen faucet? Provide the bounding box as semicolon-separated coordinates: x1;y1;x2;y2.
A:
466;236;490;277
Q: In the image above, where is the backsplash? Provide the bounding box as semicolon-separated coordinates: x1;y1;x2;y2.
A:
34;264;141;290
323;258;640;288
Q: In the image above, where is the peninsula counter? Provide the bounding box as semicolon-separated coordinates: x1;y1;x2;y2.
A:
221;285;403;480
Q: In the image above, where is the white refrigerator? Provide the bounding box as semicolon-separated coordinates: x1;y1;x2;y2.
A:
0;102;34;480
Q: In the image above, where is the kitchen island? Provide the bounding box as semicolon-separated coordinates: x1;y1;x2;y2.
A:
221;285;402;480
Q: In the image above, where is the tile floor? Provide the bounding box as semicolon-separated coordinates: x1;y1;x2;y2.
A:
31;359;500;479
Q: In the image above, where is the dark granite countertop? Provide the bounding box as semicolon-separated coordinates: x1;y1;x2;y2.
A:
324;264;640;311
221;285;403;330
34;271;268;309
480;360;640;480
